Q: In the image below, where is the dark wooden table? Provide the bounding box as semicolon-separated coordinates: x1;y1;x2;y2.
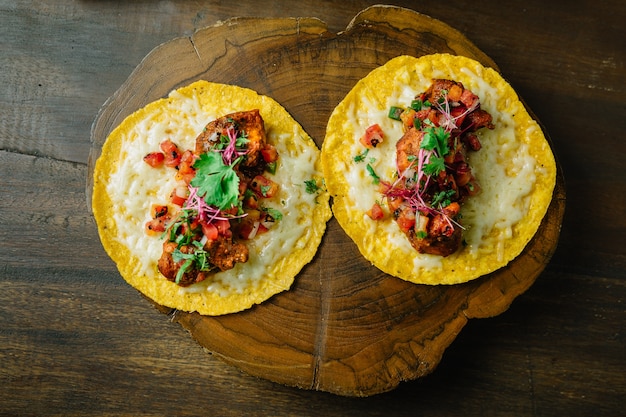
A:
2;1;624;416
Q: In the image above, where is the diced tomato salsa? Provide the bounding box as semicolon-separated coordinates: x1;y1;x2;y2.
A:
141;110;284;286
355;79;494;257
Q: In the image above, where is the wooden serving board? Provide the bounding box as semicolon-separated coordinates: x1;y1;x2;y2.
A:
89;5;566;396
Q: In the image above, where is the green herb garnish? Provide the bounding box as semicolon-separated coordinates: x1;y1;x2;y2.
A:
420;126;450;176
431;189;456;208
171;241;211;284
410;99;430;111
304;179;320;194
415;230;428;239
190;152;240;210
262;206;283;221
388;106;404;121
265;161;277;174
353;148;369;163
260;184;272;197
164;209;197;244
366;163;380;184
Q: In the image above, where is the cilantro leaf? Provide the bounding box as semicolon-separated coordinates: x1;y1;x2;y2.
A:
260;185;272;197
421;126;450;157
366;163;380;184
420;131;439;151
190;152;240;210
171;242;212;284
164;209;196;244
353;148;369;163
265;161;277;174
431;189;456;207
304;179;320;194
262;206;283;221
422;156;445;176
174;258;194;284
214;127;248;151
419;126;450;177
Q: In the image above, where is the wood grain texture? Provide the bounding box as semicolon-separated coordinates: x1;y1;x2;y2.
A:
89;6;566;396
2;0;624;415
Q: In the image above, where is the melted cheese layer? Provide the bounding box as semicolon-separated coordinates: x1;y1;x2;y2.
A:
322;54;556;285
93;81;331;314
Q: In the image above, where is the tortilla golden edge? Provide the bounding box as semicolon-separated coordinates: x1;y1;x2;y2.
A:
321;53;557;285
92;81;332;315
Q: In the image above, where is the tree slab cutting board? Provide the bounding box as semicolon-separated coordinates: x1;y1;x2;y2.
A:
89;5;566;397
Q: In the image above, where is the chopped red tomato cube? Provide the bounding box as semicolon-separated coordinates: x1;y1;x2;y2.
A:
400;109;417;131
447;84;463;102
175;150;196;183
366;202;384;220
242;191;259;209
386;196;403;213
201;222;218;241
241;221;269;240
214;219;231;235
160;139;182;168
460;88;479;108
150;204;168;219
145;218;167;235
359;124;385;148
256;223;269;236
450;106;468;127
250;175;279;198
261;144;279;163
143;152;165;167
169;187;187;207
396;207;416;233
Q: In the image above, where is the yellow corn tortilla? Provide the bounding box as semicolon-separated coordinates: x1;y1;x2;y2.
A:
92;81;331;315
321;54;556;285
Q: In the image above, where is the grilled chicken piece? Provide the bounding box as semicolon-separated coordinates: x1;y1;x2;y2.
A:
195;109;266;170
157;236;250;287
158;241;210;287
422;79;462;104
465;109;494;131
408;203;462;257
205;237;249;271
396;128;424;173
